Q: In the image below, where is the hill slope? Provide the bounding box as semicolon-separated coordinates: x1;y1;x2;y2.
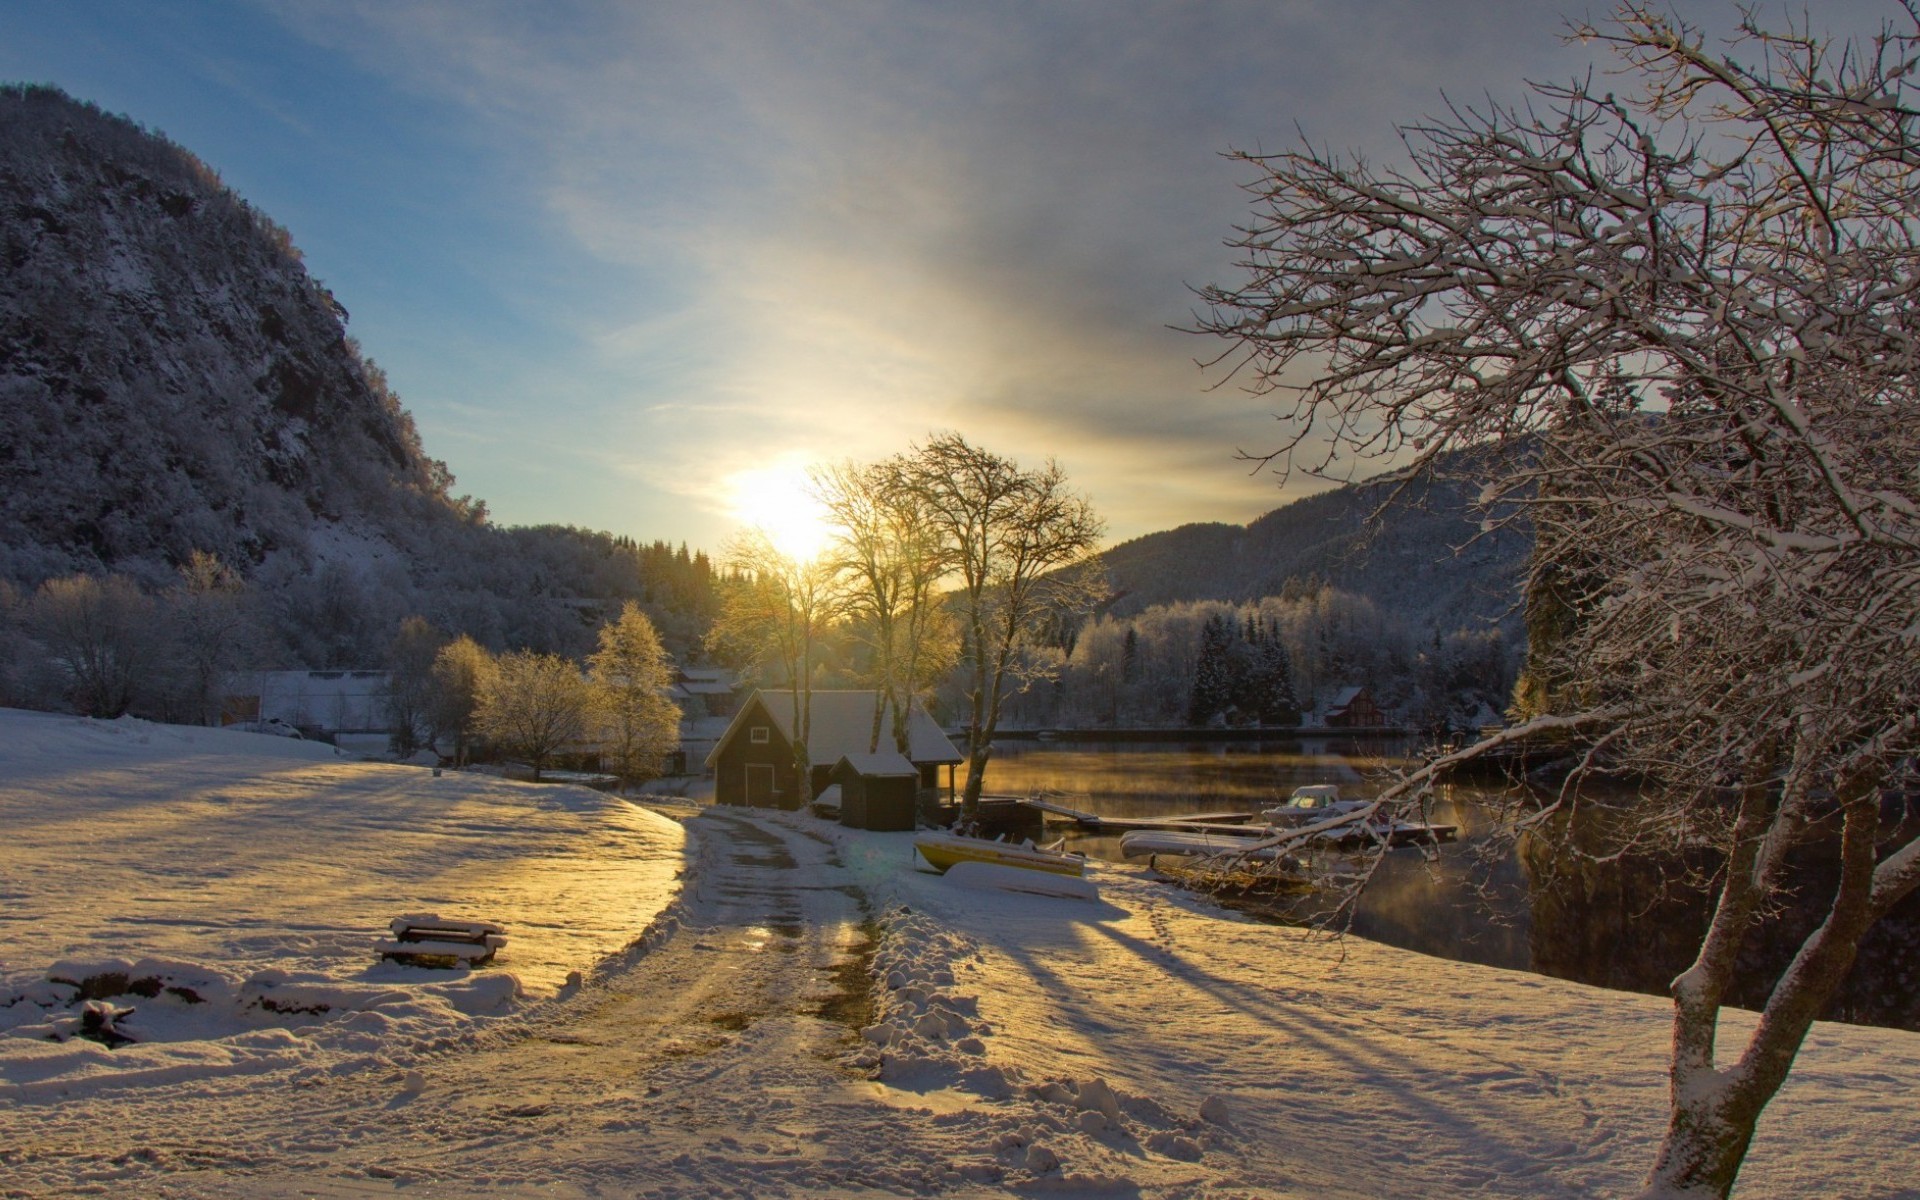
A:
1101;468;1529;634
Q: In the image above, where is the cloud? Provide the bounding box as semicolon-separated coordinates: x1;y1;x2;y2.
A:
253;0;1609;546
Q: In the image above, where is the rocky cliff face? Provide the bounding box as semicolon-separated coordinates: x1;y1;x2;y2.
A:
0;84;450;585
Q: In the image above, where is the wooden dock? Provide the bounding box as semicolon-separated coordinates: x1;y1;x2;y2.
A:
1024;796;1260;834
1024;796;1458;848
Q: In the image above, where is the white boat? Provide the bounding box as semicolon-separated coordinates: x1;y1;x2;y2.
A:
914;832;1087;877
1259;784;1372;826
1119;829;1295;862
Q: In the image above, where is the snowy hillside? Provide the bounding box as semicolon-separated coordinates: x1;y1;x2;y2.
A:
0;86;724;665
1101;463;1530;636
0;86;461;585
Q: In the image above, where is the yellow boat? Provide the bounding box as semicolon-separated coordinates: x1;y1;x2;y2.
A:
913;832;1087;878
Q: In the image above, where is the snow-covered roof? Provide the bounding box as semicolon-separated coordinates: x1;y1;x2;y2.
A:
834;750;919;777
705;690;962;769
1327;686;1365;709
673;680;738;696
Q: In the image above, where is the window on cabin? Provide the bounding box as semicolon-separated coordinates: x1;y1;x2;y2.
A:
750;726;769;744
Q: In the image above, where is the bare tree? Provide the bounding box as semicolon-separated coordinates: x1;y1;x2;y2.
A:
813;457;956;756
30;574;157;718
0;580;27;708
160;551;256;726
907;434;1103;810
588;601;680;786
711;531;846;787
1198;6;1920;1197
474;650;598;782
385;616;446;756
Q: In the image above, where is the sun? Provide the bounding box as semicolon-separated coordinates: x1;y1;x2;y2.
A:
727;461;833;562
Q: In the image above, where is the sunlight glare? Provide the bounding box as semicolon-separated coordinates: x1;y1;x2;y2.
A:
728;461;833;562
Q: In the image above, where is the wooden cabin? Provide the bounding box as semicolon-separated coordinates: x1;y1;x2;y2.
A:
1322;686;1386;729
705;690;963;810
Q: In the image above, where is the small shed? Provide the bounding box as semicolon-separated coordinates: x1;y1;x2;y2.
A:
833;751;920;832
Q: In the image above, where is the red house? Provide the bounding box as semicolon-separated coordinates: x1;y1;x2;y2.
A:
1322;686;1386;729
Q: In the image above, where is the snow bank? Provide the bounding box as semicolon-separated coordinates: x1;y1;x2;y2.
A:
813;816;1920;1197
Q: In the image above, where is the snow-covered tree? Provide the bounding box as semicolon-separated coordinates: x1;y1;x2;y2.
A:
1186;613;1234;726
475;650;600;783
28;574;156;717
907;434;1103;810
1198;7;1920;1196
588;602;680;786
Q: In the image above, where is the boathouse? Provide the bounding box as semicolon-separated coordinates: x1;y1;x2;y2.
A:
705;689;963;809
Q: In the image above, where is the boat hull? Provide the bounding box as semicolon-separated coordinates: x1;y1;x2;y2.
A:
915;833;1087;877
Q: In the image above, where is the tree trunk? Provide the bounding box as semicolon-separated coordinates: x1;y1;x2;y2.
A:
1637;782;1884;1199
961;740;991;811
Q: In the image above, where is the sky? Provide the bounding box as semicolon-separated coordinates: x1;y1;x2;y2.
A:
0;1;1893;553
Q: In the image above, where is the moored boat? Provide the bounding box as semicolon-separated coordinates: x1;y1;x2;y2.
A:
1259;784;1372;826
914;831;1088;877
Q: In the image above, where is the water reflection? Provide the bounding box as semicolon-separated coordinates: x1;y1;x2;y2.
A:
974;738;1920;1031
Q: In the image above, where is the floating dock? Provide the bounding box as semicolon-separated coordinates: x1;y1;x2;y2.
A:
1024;796;1259;834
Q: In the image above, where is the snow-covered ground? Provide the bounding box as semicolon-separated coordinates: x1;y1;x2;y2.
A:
3;708;1916;1197
0;709;682;1104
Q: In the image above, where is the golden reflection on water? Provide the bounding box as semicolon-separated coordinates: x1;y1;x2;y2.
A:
971;738;1538;973
967;737;1416;816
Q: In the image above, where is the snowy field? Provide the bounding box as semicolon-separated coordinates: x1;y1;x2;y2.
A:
3;708;1917;1197
0;709;683;1101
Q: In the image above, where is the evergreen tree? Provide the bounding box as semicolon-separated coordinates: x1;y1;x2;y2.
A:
1187;614;1233;726
1253;620;1301;725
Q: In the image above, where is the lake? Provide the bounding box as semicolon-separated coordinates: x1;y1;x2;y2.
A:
968;737;1920;1031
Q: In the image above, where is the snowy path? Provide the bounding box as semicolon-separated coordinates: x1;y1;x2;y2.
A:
22;807;1006;1197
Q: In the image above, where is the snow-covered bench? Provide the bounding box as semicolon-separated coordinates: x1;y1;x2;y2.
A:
376;915;507;967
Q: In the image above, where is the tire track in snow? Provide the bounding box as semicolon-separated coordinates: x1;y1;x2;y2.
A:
109;806;1009;1198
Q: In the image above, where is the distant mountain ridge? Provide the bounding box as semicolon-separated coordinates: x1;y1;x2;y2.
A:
1100;466;1530;635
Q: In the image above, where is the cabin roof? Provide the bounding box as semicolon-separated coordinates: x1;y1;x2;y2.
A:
835;750;919;777
704;689;962;769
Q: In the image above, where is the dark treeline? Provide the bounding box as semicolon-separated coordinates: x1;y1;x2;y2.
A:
988;585;1518;734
